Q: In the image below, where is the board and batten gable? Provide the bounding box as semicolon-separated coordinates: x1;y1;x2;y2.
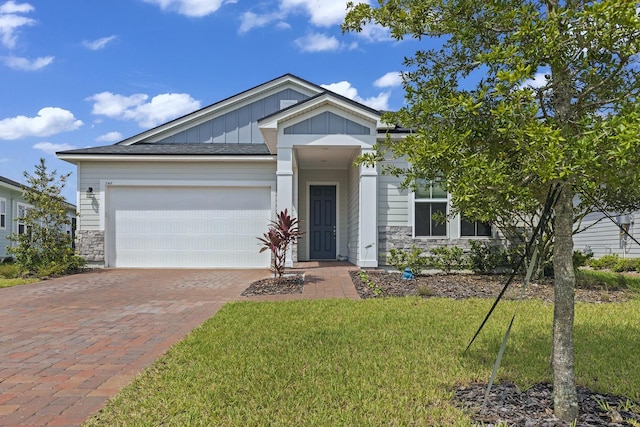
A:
153;88;311;145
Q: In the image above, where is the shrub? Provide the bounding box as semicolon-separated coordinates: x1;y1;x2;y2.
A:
426;246;469;273
384;246;427;275
573;250;593;270
0;263;22;279
258;209;303;278
589;254;621;270
468;240;510;274
7;159;84;277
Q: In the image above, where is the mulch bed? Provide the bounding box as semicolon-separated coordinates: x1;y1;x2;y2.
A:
240;274;304;296
242;270;639;426
349;271;633;303
456;381;640;426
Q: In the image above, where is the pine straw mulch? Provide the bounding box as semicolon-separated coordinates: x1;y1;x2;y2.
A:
242;270;639;426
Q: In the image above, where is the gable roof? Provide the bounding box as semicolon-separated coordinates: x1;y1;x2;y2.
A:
116;73;325;146
0;175;24;191
0;175;76;209
56;74;386;160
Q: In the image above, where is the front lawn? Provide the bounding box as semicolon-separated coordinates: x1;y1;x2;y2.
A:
84;297;640;426
0;277;39;288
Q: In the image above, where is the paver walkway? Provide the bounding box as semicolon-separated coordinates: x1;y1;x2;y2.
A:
0;262;359;426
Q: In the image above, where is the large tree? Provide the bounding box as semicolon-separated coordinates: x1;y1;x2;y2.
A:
344;0;640;421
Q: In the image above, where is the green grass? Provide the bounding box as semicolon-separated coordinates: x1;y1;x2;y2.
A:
84;297;640;426
0;263;38;288
577;268;640;291
0;277;38;288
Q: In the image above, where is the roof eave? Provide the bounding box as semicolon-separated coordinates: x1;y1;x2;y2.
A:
56;153;277;163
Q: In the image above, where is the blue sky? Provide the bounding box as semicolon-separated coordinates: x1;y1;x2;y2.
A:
0;0;421;203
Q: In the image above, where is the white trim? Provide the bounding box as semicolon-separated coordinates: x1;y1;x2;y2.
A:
0;197;6;230
306;182;340;260
412;185;449;238
15;202;30;235
57;154;277;163
99;179;276;231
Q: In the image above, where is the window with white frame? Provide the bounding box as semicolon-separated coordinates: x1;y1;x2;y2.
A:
0;198;5;229
460;216;492;237
414;181;448;237
16;203;30;235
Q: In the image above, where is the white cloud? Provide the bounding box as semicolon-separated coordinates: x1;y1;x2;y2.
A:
239;0;370;34
321;80;390;110
355;22;390;42
2;55;53;70
142;0;227;17
280;0;367;27
293;32;340;52
0;107;83;140
239;11;286;33
83;35;117;50
96;131;123;142
33;141;76;154
0;0;32;13
88;91;201;128
374;71;402;88
522;72;549;89
0;1;35;48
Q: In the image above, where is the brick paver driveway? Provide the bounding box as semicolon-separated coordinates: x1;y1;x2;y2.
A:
0;268;269;427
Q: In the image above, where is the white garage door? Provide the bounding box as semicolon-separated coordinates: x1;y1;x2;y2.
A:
106;186;272;268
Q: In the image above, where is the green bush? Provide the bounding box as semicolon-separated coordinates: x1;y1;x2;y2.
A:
468;240;511;274
0;263;22;279
589;254;621;270
572;250;593;270
426;246;469;273
588;255;640;272
384;246;427;274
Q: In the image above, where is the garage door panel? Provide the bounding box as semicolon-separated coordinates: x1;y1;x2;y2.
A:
107;186;271;268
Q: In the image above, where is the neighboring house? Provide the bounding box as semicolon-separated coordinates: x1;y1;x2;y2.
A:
0;175;77;259
57;74;497;269
574;211;640;258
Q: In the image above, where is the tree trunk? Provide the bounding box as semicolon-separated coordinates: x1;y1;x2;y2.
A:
552;184;579;421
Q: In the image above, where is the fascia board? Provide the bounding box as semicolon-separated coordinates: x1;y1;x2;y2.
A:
258;96;381;134
56;154;277;162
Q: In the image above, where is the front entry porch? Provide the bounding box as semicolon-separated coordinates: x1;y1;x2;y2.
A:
278;145;378;268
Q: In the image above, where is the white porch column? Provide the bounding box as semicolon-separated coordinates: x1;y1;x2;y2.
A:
277;147;294;267
359;150;378;267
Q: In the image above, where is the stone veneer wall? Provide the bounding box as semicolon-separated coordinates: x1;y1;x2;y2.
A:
378;226;481;266
76;230;105;264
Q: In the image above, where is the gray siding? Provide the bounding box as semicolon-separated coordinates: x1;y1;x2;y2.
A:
284;111;370;135
0;188;24;258
574;211;640;258
156;89;308;144
377;157;410;227
77;161;277;231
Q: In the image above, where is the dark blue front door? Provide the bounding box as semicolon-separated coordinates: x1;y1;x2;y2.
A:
309;185;336;260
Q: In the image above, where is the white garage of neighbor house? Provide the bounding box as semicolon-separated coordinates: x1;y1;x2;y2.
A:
57;74;497;269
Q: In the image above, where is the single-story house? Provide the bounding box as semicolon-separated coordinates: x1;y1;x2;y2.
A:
0;175;77;259
57;74;497;269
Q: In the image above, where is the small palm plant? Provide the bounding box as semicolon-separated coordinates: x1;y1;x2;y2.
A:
258;209;303;278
